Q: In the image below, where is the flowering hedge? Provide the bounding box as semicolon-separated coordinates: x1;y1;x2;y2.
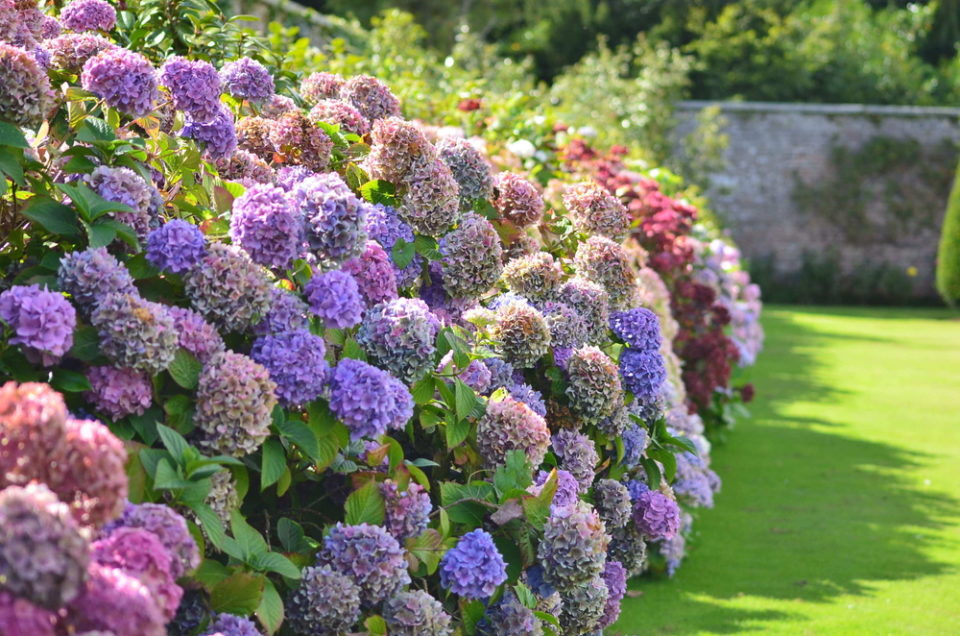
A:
0;1;762;635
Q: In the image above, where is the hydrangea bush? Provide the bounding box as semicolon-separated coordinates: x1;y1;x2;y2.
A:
0;2;762;634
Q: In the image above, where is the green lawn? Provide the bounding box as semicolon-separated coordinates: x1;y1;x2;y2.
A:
614;306;960;635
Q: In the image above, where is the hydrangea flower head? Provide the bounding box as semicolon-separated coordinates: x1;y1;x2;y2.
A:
438;212;503;299
551;429;599;491
251;329;329;406
365;117;435;184
558;277;610;344
259;92;296;119
476;397;550;468
286;565;361;635
201;613;261;636
300;71;344;105
439;529;507;599
84;165;154;239
85;366;152;420
90;293;177;374
47;32;115;73
166;306;225;363
364;202;422;287
633;489;681;540
159;56;221;122
358;297;438;383
381;479;432;541
0;285;75;366
181;103;237;159
619;348;667;399
384;589;452;636
295;172;369;267
563;181;629;240
105;502;199;579
610;307;662;350
609;523;647;577
0;592;57;636
479;589;542;636
252;287;309;336
398;157;460;237
92;527;181;620
328;359;413;439
493;172;544;227
502;252;562;303
621;421;648;468
58;247;136;315
81;47;157;117
185;243;272;332
574;236;637;309
230;184;303;269
539;502;608;591
593;479;632;529
492;301;551;368
483;358;515;392
318;523;411;605
528;469;580;511
507;383;546;417
304;269;364;329
145;219;206;273
565;346;622;423
0;41;55;127
269;111;333;172
342;240;398;307
194;351;276;457
340;74;400;121
0;483;89;609
61;563;165;636
219;57;273;101
214;149;274;187
235;115;275;159
558;576;608;635
0;382;68;487
437;137;493;204
61;0;115;32
309;98;370;136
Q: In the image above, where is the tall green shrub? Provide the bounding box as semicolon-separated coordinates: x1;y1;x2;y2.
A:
936;159;960;305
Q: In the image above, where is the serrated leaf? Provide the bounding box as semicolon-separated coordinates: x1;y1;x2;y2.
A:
515;582;537;608
209;571;264;615
493;450;533;497
168;347;202;389
153;458;191;489
411;375;436;405
260;439;285;491
19;197;81;237
364;615;387;635
85;222;116;248
344;479;385;526
359;179;396;206
341;337;366;361
76;118;116;143
444;415;470;449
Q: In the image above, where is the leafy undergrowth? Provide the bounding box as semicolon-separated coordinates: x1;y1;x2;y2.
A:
615;305;960;634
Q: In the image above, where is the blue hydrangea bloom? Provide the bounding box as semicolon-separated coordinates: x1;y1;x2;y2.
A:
304;269;363;329
251;330;329;406
618;348;667;399
621;422;648;468
294;173;368;267
328;359;413;439
202;613;261;636
609;308;662;350
145;220;206;274
507;382;546;417
439;529;507;599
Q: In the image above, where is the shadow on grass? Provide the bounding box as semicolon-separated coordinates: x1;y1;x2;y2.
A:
613;308;960;635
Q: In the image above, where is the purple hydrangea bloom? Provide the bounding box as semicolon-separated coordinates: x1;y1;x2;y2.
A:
384;589;452;636
61;563;165;636
0;483;89;609
181;103;237;159
558;278;610;345
609;308;662;350
81;47;157;117
437;352;491;394
300;71;344;105
673;451;719;508
91;526;181;620
343;240;398;308
58;247;136;315
619;348;667;399
381;479;432;541
438;212;503;299
573;236;636;310
32;45;51;69
261;93;297;118
61;0;115;32
105;502;199;579
160;56;221;122
145;219;206;273
230;184;302;269
328;359;413;440
286;565;361;635
551;429;599;491
309;98;370;136
304;269;363;329
84;165;155;239
252;287;309;336
436;137;492;204
0;592;57;636
530;469;580;510
85;366;152;420
275;165;316;192
476;397;551;468
624;479;649;503
598;560;627;629
40;14;62;39
633;489;681;540
251;329;329;406
621;422;648;468
439;529;507;599
357;298;438;384
0;285;75;366
609;524;647;577
507;383;546;417
46;32;115;73
483;358;514;393
294;173;368;267
339;74;400;121
365;203;422;287
166;306;225;363
90;293;177;374
219;57;274;101
0;43;56;128
539;503;608;592
398;157;460;237
318;523;411;605
202;613;261;636
479;589;541;636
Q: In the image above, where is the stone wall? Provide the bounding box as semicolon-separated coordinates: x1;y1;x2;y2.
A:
673;101;960;299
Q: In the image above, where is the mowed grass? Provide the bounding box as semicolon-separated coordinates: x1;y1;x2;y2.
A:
614;306;960;635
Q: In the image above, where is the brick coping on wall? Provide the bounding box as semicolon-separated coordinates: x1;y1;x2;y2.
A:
677;100;960;120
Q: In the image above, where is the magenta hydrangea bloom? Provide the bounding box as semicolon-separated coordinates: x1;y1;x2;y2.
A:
342;240;398;308
476;397;550;468
145;219;206;273
357;297;438;383
286;566;361;635
364;203;422;287
252;287;309;336
251;329;329;406
309;98;370;136
219;57;273;101
229;184;303;269
439;529;507;600
339;74;400;121
85;366;152;420
294;173;369;267
61;0;115;32
328;359;413;440
381;479;431;541
304;269;363;329
105;502;199;579
181;103;237;159
92;527;182;620
538;503;608;591
159;56;221;122
194;351;277;457
619;348;667;399
0;592;57;636
166;306;225;363
493;172;544;227
0;284;75;366
61;563;165;636
0;483;89;609
318;522;411;606
81;47;157;117
185;243;272;332
0;382;68;488
633;488;681;540
57;247;136;315
90;293;177;374
269;111;333;172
